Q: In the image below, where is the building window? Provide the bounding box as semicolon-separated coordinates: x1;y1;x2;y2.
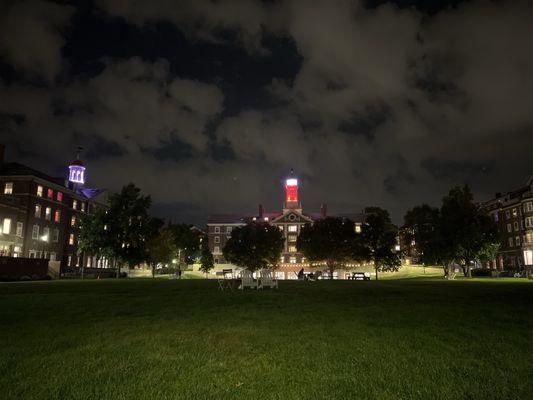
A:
71;216;76;227
4;182;13;194
32;225;39;239
35;204;42;218
507;223;512;233
505;210;511;219
524;250;533;266
214;226;220;233
278;225;284;231
69;233;75;245
288;235;297;242
355;224;362;233
516;236;521;246
72;199;77;210
43;227;50;242
29;250;37;258
45;207;51;220
2;218;11;234
16;222;23;237
214;236;220;243
47;188;53;199
52;229;59;242
288;225;298;232
289;256;297;264
524;202;533;213
56;192;63;202
508;237;513;247
493;212;499;222
514;221;519;231
213;246;220;254
288;245;297;253
36;185;43;197
525;217;533;228
512;208;518;217
54;210;61;223
226;226;232;233
81;202;85;212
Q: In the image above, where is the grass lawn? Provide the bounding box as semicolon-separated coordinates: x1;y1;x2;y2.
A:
1;278;532;399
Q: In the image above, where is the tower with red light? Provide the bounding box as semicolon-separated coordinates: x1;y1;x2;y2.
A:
284;169;300;210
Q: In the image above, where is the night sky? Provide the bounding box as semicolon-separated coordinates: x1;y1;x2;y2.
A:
1;0;532;226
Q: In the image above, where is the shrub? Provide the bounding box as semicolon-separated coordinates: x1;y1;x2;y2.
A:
471;269;492;277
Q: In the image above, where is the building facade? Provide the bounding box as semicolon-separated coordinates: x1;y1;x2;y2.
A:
483;177;533;273
0;145;109;271
207;171;367;279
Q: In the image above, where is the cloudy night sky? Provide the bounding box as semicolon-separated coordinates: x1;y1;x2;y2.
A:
1;0;532;226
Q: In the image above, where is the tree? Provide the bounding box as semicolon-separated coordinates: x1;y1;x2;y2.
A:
360;207;401;280
145;226;176;278
78;207;115;277
109;184;155;276
297;217;363;278
404;186;500;279
169;224;201;273
199;236;214;277
439;186;499;278
223;221;284;272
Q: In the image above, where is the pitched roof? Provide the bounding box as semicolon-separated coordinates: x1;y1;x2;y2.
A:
0;162;64;185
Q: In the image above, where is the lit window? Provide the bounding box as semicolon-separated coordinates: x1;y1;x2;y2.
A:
526;217;533;228
35;204;42;218
289;257;297;264
47;188;53;199
32;225;39;239
214;236;220;243
81;202;85;212
16;222;23;237
264;217;269;221
4;182;13;194
512;208;518;217
355;224;362;233
71;216;76;227
278;226;284;231
69;233;75;245
288;245;297;253
288;235;297;242
54;210;61;223
45;207;51;220
56;192;63;202
36;185;43;197
226;226;232;233
72;200;77;210
52;229;59;242
214;226;220;233
2;218;11;234
43;227;50;242
288;225;298;232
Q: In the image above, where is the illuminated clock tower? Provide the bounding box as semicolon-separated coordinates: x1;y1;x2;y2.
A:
283;169;301;211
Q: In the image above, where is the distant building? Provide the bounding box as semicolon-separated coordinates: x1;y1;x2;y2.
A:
206;170;367;279
0;145;109;271
483;177;533;273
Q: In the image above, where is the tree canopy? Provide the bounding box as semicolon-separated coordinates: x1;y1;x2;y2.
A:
199;236;214;277
145;226;177;277
223;221;284;272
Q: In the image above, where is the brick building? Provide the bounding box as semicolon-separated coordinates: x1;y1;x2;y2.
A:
206;171;367;279
483;177;533;273
0;145;109;271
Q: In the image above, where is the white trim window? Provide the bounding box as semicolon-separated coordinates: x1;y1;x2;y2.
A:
45;207;51;221
36;185;43;197
507;223;512;233
508;237;513;247
214;226;220;233
516;236;521;246
69;233;75;245
525;217;533;228
524;202;533;213
214;236;220;243
32;225;39;239
288;225;298;232
2;218;11;234
52;229;59;243
4;182;13;194
72;200;77;210
35;204;42;218
514;221;519;231
43;227;50;242
16;222;23;237
226;226;232;233
213;246;220;254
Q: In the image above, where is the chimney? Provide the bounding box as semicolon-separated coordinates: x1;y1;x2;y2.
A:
0;144;5;166
258;204;264;218
320;203;327;218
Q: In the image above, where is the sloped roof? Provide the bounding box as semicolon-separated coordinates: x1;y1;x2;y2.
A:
0;162;64;185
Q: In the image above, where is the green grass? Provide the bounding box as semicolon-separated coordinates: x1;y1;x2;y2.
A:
0;278;532;399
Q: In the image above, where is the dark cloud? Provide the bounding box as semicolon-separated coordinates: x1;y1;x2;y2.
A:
0;0;532;226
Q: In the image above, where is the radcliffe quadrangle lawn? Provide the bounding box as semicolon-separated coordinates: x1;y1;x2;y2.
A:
0;278;532;399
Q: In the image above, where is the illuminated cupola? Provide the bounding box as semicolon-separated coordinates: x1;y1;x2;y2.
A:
284;169;300;210
68;147;86;186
